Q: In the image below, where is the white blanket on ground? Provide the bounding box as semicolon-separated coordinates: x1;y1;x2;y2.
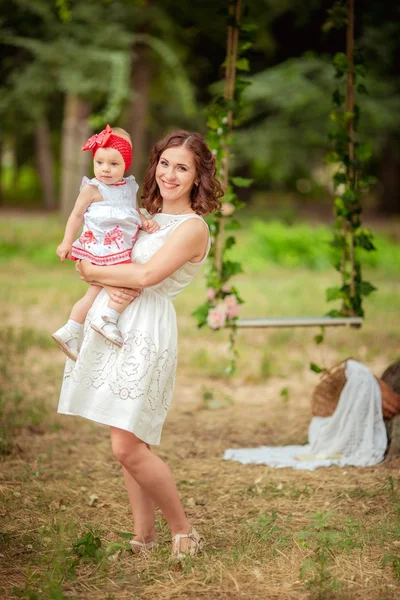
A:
223;360;388;471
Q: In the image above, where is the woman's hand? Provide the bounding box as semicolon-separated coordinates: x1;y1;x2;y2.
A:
107;286;142;305
76;259;95;282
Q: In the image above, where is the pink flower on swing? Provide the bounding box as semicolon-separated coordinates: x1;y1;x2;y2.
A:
221;202;235;216
224;294;240;319
227;304;240;319
207;287;216;302
207;303;228;329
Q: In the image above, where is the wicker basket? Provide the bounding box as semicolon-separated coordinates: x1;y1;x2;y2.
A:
311;359;400;420
311;361;347;418
381;361;400;395
378;378;400;419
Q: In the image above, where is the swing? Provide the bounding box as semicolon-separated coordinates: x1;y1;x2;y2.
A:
196;0;368;339
235;315;363;329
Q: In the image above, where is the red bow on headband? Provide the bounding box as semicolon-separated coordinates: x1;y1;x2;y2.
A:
82;124;113;151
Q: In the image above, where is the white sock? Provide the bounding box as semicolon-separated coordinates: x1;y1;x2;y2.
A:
67;319;81;349
104;307;120;322
68;319;82;333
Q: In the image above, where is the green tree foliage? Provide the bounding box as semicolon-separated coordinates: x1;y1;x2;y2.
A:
234;54;400;186
1;0;400;211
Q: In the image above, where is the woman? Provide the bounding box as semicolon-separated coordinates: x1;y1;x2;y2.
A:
58;130;223;559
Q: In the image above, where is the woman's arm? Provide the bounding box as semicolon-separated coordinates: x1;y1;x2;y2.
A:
77;218;208;288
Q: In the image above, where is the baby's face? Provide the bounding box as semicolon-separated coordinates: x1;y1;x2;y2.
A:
93;147;126;185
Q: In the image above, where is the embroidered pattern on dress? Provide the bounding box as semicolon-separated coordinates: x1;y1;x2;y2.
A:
79;230;97;247
104;225;124;249
64;325;177;433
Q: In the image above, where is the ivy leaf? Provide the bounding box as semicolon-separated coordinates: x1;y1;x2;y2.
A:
325;309;345;318
224;236;236;250
235;78;252;93
325;151;340;164
206;115;220;130
191;304;210;328
326;286;344;301
310;362;326;374
239;41;252;53
231;176;253;188
333;172;346;187
333;52;348;74
221;260;244;279
355;230;376;251
314;334;324;345
236;58;250;71
355;63;368;78
225;219;241;231
358;175;377;189
334;197;346;216
342;188;357;203
359;281;377;297
355;144;372;161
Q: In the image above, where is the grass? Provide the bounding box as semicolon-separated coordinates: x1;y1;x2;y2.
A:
1;212;400;599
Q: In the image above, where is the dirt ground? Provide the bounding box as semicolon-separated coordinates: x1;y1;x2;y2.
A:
1;331;400;599
1;211;400;598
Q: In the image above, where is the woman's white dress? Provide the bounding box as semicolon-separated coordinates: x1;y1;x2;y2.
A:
58;213;210;445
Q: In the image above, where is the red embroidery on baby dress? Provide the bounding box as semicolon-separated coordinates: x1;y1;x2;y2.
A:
132;227;140;244
104;225;124;250
79;230;97;248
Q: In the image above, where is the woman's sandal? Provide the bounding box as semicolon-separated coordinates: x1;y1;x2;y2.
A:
129;539;158;554
171;527;203;560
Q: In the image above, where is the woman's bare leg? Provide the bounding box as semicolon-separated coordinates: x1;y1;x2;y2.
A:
111;427;190;538
122;466;156;543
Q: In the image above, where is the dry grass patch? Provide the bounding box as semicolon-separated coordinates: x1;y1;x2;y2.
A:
1;215;400;599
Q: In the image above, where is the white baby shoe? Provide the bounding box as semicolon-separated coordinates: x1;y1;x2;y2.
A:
52;324;79;361
90;315;123;348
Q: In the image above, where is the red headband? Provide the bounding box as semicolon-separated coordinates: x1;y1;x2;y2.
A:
82;124;132;171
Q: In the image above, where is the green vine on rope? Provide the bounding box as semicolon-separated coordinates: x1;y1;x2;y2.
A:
192;0;254;375
325;0;377;319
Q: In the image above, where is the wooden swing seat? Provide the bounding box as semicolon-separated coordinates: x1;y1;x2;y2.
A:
235;316;363;329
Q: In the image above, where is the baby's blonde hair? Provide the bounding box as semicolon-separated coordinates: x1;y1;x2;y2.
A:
112;127;132;146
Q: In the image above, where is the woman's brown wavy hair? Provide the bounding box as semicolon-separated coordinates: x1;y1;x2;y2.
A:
141;130;224;215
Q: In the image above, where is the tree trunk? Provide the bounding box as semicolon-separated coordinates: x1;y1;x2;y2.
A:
0;137;3;206
215;0;242;276
35;118;56;210
378;138;400;215
60;95;91;219
128;42;151;188
345;0;356;304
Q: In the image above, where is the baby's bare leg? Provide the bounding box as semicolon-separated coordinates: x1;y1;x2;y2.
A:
107;296;133;314
70;285;102;323
103;285;135;315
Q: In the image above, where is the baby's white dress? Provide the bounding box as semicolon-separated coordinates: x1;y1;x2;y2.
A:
71;176;142;265
58;213;210;445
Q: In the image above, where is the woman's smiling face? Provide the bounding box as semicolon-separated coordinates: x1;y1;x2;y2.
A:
155;146;197;207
